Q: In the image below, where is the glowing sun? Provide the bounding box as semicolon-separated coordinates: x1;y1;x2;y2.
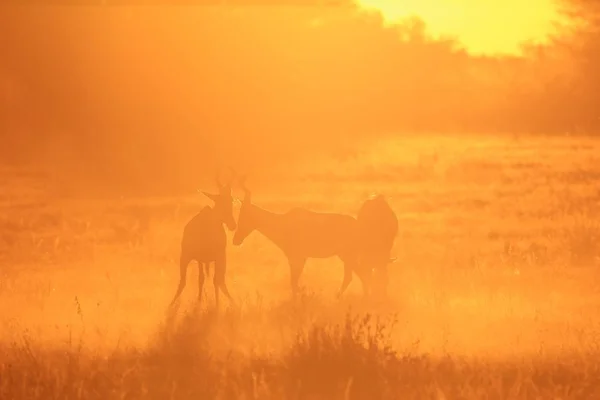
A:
355;0;562;55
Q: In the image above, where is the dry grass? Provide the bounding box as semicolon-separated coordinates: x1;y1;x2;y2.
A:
1;133;600;399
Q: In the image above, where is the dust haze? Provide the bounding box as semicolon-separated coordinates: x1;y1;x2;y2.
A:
1;3;600;399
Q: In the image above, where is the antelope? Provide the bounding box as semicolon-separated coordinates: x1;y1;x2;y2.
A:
356;194;399;298
232;177;372;298
169;168;238;308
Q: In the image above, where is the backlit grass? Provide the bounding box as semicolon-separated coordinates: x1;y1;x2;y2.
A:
1;133;600;398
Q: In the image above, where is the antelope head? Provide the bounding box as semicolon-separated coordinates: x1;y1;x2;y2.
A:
232;175;253;246
202;167;237;231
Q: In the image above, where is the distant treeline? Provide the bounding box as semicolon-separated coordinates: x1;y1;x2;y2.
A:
0;3;598;194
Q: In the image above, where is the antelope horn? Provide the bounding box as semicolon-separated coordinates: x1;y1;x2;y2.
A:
225;167;237;187
238;175;251;202
216;166;237;190
215;167;225;190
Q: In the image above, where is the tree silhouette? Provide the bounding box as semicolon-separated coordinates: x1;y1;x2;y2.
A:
548;0;600;131
1;5;589;194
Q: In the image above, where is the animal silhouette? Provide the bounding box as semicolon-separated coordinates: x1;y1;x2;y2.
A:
356;194;399;298
232;176;372;298
170;168;237;308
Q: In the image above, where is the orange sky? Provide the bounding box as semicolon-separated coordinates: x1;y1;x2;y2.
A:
356;0;562;55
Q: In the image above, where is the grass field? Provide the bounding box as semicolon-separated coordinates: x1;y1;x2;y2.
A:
1;133;600;399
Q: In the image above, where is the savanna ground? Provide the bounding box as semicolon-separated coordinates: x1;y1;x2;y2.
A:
1;134;600;399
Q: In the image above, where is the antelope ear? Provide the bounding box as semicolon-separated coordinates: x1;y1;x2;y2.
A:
202;191;219;202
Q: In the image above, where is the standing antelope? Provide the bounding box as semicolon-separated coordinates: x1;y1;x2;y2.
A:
232;177;372;298
169;169;237;308
356;194;399;298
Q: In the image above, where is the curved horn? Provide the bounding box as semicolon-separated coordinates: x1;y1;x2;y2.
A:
216;166;237;190
238;175;251;203
215;167;224;190
225;167;237;187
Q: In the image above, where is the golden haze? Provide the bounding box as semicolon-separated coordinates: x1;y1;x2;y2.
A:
2;136;600;398
1;3;600;399
0;4;581;190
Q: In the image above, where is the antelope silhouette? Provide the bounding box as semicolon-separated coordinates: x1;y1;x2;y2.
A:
356;194;399;298
169;168;237;308
232;177;373;298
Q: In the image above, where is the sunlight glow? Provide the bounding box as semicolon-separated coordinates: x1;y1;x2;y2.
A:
355;0;561;55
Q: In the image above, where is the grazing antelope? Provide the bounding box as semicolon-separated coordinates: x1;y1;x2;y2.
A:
169;169;237;308
232;177;372;298
356;194;399;298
